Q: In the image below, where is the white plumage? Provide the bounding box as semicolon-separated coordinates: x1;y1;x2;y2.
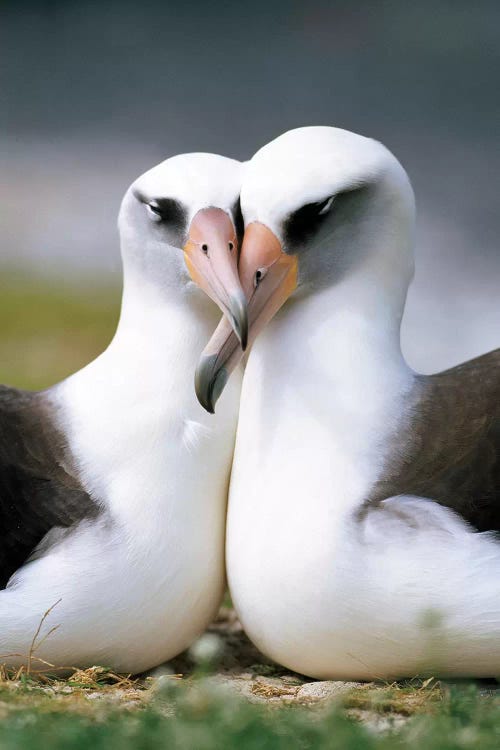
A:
0;153;244;673
221;127;500;679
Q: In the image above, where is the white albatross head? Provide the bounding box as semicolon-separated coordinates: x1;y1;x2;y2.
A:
195;126;416;412
118;152;248;347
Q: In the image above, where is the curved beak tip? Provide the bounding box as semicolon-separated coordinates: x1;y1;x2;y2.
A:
195;354;229;414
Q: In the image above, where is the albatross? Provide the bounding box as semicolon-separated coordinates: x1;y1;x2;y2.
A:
196;126;500;679
0;152;247;674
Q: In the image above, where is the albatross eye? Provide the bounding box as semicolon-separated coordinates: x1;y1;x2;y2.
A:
317;196;335;215
147;203;163;219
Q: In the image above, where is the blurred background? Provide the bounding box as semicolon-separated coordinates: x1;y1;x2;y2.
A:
1;0;499;389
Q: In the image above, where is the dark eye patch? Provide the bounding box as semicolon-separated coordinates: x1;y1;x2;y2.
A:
134;191;187;228
283;196;334;248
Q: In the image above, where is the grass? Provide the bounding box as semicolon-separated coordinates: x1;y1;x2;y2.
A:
0;675;498;750
1;271;499;747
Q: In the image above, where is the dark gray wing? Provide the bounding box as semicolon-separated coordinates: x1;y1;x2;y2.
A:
0;385;98;589
369;349;500;532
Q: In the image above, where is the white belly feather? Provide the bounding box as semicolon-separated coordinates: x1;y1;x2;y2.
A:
227;314;500;679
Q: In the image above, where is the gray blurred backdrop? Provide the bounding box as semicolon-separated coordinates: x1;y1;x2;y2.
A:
1;0;499;372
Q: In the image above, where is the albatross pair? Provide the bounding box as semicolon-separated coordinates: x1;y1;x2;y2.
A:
199;126;500;680
1;126;499;680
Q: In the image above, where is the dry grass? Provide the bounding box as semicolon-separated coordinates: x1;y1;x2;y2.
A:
340;677;443;717
250;681;301;699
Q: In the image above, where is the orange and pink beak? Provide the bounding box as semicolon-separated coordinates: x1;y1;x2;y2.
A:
183;207;248;350
195;221;298;413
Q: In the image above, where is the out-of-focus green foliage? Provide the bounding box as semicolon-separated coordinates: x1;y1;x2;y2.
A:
0;680;498;750
0;273;120;390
